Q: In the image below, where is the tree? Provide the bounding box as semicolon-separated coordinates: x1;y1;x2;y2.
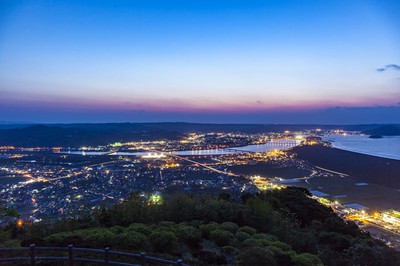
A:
149;230;177;252
235;231;251;242
238;226;257;236
292;253;323;266
127;223;152;235
199;222;219;238
220;222;239;234
209;230;235;246
83;228;115;247
0;205;20;219
118;231;148;250
238;247;277;266
175;225;202;247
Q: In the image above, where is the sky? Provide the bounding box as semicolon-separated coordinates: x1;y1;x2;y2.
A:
0;0;399;124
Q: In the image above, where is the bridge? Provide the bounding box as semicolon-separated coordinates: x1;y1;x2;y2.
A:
0;244;188;266
102;148;120;156
224;148;248;153
225;140;300;153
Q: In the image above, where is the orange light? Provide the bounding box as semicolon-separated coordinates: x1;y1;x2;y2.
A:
16;220;23;227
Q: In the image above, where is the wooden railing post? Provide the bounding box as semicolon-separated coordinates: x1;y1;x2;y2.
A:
140;252;147;266
68;244;74;266
30;244;36;266
0;246;186;266
104;247;110;265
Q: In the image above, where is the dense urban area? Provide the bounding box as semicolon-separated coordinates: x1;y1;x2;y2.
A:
1;128;400;252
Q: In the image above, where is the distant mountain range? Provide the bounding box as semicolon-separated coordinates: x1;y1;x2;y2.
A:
0;124;183;147
363;125;400;136
0;122;399;147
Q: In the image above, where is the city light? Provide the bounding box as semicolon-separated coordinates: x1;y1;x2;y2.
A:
16;220;23;228
142;153;165;159
148;193;163;205
1;129;399;249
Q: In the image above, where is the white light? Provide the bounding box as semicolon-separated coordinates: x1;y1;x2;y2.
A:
142;153;165;159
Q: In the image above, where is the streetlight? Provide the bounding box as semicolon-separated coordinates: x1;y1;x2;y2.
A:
16;219;23;228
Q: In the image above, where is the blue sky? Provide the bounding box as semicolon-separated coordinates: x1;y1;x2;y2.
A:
0;0;399;123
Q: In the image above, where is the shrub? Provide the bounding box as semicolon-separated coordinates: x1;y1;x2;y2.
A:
235;231;251;242
199;222;219;238
271;241;292;252
117;231;148;250
158;221;176;228
209;230;235;246
149;230;177;252
44;232;75;246
245;234;275;247
83;229;115;246
157;221;177;234
252;233;277;241
196;250;227;265
238;226;257;236
319;232;351;251
175;225;202;247
222;246;239;256
127;223;152;235
242;238;264;248
292;253;323;266
220;222;239;234
238;247;277;266
109;226;126;235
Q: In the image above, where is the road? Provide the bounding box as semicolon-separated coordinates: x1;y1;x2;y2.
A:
46;160;121;182
168;154;239;177
314;166;349;176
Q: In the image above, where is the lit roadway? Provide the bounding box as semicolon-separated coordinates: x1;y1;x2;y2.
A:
167;154;239;177
332;206;400;238
363;217;400;236
45;160;122;182
314;166;349;177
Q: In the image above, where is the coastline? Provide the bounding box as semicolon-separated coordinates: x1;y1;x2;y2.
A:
323;134;400;161
331;142;400;160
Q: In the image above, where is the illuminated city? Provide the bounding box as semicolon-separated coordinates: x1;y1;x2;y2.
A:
1;128;400;253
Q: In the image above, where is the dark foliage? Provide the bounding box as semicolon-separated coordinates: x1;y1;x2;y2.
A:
9;187;400;265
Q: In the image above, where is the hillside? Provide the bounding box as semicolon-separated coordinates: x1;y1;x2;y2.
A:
2;188;398;265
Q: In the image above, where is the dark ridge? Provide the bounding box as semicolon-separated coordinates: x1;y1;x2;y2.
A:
364;125;400;136
0;125;182;147
1;123;400;147
0;122;400;147
292;144;400;189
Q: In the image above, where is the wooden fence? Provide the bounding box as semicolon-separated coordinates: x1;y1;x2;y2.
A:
0;244;188;266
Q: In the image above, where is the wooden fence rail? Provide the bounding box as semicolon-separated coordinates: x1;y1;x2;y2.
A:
0;244;188;266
